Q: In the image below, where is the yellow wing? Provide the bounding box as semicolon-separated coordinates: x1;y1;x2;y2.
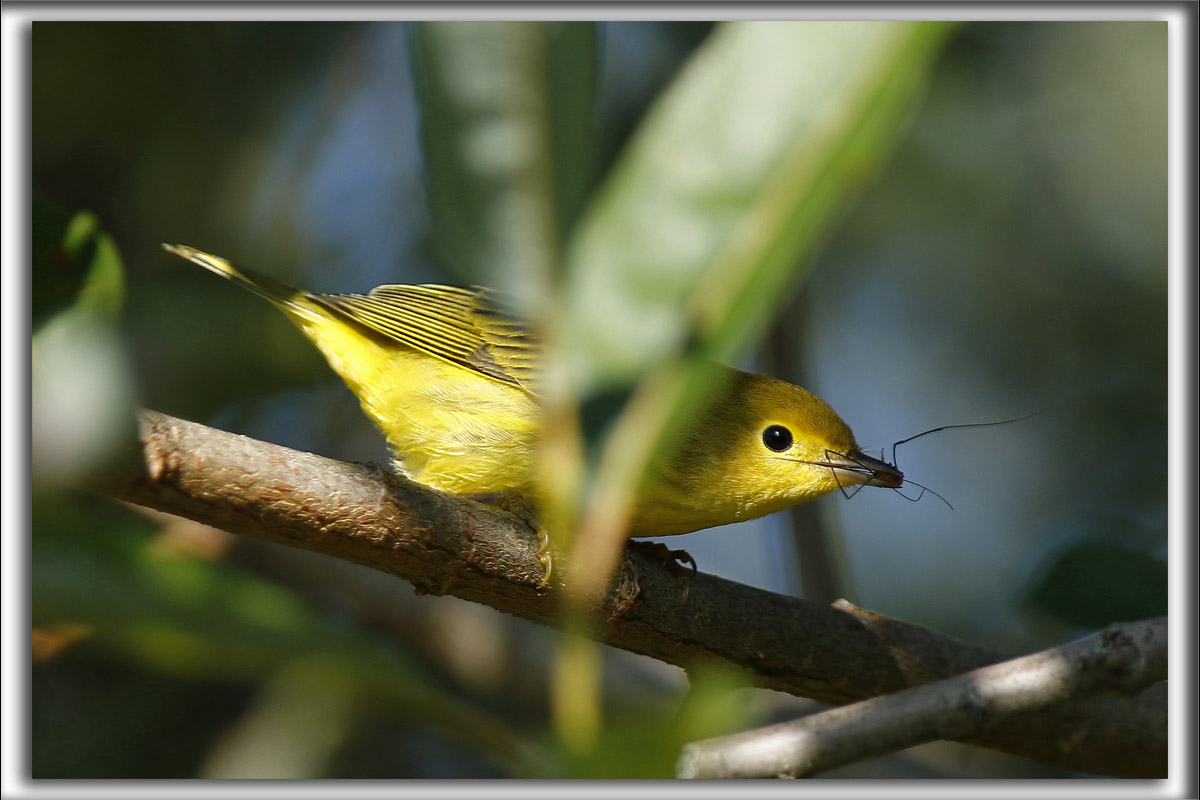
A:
311;285;540;391
162;244;540;392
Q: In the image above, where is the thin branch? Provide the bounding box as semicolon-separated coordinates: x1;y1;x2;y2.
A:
98;409;1166;778
677;616;1167;778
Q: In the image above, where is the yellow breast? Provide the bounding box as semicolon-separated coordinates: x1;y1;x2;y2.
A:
288;297;540;495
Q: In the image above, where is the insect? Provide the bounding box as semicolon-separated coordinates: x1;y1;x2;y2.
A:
823;413;1045;509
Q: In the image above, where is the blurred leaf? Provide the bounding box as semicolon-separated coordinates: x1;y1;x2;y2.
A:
409;21;598;303
565;21;958;394
32;194;81;327
542;668;756;778
61;209;127;319
33;651;253;778
33;202;126;328
1026;542;1167;627
32;209;135;484
31;492;540;774
671;665;762;745
31;623;94;662
197;659;360;778
560;21;958;603
408;21;605;753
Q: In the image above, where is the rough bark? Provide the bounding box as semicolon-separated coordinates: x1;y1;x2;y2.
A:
99;409;1167;777
677;616;1168;777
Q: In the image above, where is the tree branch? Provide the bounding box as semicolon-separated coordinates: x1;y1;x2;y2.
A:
99;409;1166;777
676;616;1167;778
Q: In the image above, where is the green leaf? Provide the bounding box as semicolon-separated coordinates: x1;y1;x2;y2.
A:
556;22;958;601
32;209;135;484
409;21;598;305
62;210;127;320
565;21;957;393
540;667;756;779
32;194;81;327
1026;542;1167;627
34;202;127;328
32;492;540;774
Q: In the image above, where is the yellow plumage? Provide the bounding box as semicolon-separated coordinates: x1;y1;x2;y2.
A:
164;244;902;539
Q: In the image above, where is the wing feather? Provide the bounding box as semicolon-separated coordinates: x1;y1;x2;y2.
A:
310;285;540;390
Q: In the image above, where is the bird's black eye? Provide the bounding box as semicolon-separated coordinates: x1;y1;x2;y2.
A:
762;425;793;453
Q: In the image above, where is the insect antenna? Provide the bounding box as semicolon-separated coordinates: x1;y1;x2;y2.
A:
890;410;1046;465
891;478;953;510
882;409;1045;509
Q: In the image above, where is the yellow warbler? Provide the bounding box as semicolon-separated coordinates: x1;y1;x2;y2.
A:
164;244;902;541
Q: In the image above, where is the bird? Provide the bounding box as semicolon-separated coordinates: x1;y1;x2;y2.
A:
163;243;903;562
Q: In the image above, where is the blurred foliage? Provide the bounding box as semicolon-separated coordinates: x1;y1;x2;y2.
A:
409;21;599;296
32;208;134;484
32;195;86;327
543;22;955;748
555;20;955;603
32;488;537;778
565;22;956;392
1026;539;1167;628
29;19;1169;779
798;21;1168;649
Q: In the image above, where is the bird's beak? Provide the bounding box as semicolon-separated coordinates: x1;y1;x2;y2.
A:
824;450;904;489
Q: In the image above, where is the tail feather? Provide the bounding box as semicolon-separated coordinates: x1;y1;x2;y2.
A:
162;243;309;313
